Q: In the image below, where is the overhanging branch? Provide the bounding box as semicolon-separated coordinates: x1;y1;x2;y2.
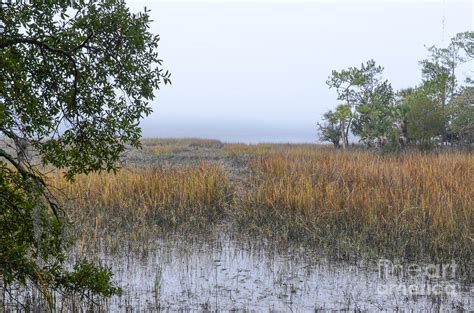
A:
0;146;59;217
0;36;79;114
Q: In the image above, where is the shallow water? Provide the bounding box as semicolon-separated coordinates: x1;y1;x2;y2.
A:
92;232;472;311
2;231;471;311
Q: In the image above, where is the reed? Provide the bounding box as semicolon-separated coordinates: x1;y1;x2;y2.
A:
49;162;232;249
139;138;224;155
239;148;473;263
223;143;328;156
141;137;222;147
48;140;472;265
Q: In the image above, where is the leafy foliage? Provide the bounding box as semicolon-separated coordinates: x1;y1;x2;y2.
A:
0;0;169;305
450;87;474;145
405;89;445;149
1;0;170;179
324;60;394;147
320;31;473;150
0;162;121;301
317;110;341;148
419;31;473;145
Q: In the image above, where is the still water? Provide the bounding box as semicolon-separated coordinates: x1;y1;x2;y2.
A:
94;232;472;311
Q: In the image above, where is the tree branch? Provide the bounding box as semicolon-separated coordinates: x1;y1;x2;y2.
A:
71;30;94;52
0;36;79;114
0;146;59;217
0;146;30;180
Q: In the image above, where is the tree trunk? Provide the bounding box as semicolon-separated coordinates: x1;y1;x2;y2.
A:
340;120;347;149
344;121;350;148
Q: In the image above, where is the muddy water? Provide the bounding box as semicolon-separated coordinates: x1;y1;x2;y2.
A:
93;232;472;311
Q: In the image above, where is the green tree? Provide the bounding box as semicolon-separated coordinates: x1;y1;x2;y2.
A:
419;31;473;144
405;90;445;149
0;0;170;305
332;103;352;149
450;87;474;145
326;60;394;147
351;83;395;147
317;110;341;148
317;104;353;149
317;103;354;149
392;88;416;147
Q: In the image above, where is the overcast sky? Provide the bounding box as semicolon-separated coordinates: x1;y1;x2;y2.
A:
127;0;473;143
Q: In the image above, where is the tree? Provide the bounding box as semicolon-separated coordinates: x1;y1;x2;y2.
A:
317;110;341;148
326;60;394;147
332;104;352;149
452;31;474;60
419;31;473;144
351;82;395;147
450;87;474;145
0;0;170;305
392;88;416;147
317;104;353;149
406;90;445;149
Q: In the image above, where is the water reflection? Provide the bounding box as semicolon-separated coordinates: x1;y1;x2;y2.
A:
95;232;472;311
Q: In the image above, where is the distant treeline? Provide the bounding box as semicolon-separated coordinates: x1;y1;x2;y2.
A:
318;31;473;151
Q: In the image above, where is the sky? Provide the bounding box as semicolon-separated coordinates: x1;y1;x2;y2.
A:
127;0;473;143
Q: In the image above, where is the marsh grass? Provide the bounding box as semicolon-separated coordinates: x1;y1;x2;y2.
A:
141;138;223;154
49;141;472;269
141;137;222;146
50;162;233;253
223;143;325;157
238;148;473;267
17;141;469;312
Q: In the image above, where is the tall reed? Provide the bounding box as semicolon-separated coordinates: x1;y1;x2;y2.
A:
239;149;473;263
50;163;232;248
49;140;473;265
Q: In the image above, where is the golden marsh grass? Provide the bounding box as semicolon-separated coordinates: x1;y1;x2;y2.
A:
49;140;472;264
50;162;232;248
240;149;473;262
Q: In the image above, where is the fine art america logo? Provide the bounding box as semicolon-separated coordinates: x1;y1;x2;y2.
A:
377;259;460;296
